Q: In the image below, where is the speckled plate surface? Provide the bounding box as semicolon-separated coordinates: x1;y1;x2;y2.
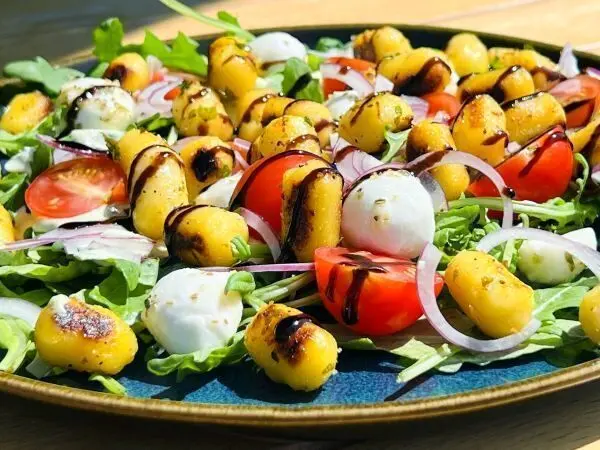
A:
2;24;600;431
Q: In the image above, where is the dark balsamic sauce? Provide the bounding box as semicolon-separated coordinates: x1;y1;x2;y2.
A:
500;91;544;111
350;92;382;126
403;150;447;175
481;130;509;146
392;57;451;97
530;66;567;88
274;314;314;343
518;129;568;177
241;94;275;124
488;65;520;104
163;205;207;250
130;151;180;210
583;123;600;155
191;146;234;182
66;86;109;130
104;64;127;83
314;119;334;133
127;144;175;208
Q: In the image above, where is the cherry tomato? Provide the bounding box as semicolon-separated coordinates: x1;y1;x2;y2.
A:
323;57;376;98
421;92;461;121
550;75;600;128
468;126;573;203
231;151;325;234
315;247;444;336
25;157;128;218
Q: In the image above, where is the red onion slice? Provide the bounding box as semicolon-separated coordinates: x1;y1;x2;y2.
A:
417;243;541;353
405;150;514;229
238;207;281;260
558;43;580;78
232;138;251;153
431;110;451;125
320;63;374;97
586;67;600;80
135;76;183;120
476;227;600;277
374;74;394;92
0;297;42;328
418;172;448;212
329;132;353;159
591;164;600;185
203;263;315;273
549;77;584;101
38;135;108;158
401;95;429;124
334;147;382;189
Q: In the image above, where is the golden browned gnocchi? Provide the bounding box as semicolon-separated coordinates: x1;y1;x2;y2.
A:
164;205;249;267
0;204;15;244
283;100;336;148
377;48;452;96
104;52;151;92
35;295;138;375
456;65;535;103
445;250;535;338
116;128;167;175
338;92;412;153
406;121;470;201
570;117;600;165
451;94;508;166
0;91;53;134
245;303;338;391
281;160;343;262
580;285;600;344
179;136;235;201
236;89;277;142
251;115;321;159
353;26;412;63
488;47;556;72
172;81;234;140
445;33;489;76
208;36;258;98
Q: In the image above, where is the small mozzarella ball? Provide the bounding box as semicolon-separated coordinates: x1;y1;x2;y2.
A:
58;77;118;106
517;228;597;285
324;90;362;120
195;172;243;208
142;269;243;355
342;170;435;259
249;32;307;64
72;86;136;130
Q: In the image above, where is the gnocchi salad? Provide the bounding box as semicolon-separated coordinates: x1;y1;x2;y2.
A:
1;0;600;395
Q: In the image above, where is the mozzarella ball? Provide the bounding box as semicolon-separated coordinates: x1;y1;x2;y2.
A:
324;90;362;120
248;32;307;65
517;228;597;285
342;170;435;259
195;172;243;208
142;269;243;355
70;86;136;130
58;77;118;106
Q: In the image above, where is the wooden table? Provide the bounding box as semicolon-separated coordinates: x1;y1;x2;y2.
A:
2;0;600;448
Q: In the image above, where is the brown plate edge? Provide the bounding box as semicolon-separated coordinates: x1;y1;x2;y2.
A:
1;23;600;427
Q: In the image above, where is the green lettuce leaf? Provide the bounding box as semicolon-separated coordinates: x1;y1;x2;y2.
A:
315;37;345;52
89;373;127;396
0;314;35;373
92;18;125;62
3;57;83;96
147;330;247;381
141;31;208;76
0;173;27;211
225;271;255;296
381;129;410;163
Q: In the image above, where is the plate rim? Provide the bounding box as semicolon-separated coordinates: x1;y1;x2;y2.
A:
2;22;600;427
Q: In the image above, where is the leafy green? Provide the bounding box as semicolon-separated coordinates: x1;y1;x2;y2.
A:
281;57;312;93
133;113;174;132
0;173;27;211
89;373;127;396
276;58;324;103
92;18;125;62
225;271;255;296
3;57;83;96
307;53;323;71
294;79;325;103
141;31;208;76
533;277;598;321
88;62;109;78
230;236;252;262
159;0;255;42
315;37;345;52
147;331;247;381
381;129;410;163
0;315;35;373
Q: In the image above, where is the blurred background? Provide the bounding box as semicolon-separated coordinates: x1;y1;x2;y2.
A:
1;0;599;67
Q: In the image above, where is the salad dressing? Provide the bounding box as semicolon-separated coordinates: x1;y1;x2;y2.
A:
392;57;451;96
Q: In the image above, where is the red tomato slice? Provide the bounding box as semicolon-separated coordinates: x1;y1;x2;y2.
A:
231;151;326;234
550;75;600;128
323;57;376;98
421;92;461;120
164;86;181;100
25;157;128;219
315;247;444;336
468;126;573;203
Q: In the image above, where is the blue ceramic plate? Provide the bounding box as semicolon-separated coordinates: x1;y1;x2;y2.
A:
1;24;600;431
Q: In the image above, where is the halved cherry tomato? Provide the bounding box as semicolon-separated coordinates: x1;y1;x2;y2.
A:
468;126;574;203
25;157;128;219
315;247;444;336
164;86;181;100
550;75;600;128
421;92;461;121
323;57;375;98
231;151;326;234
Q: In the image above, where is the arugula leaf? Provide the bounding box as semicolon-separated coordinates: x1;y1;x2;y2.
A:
0;314;35;373
533;277;597;321
88;62;109;78
225;271;255;296
315;37;345;52
147;330;247;381
294;79;325;103
89;373;127;396
141;31;208;76
0;173;27;211
3;57;83;96
159;0;255;42
381;129;410;163
92;18;125;62
281;57;312;94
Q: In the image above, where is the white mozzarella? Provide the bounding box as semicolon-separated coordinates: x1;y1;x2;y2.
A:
58;77;118;106
325;90;362;120
195;172;243;208
72;86;136;130
249;32;307;64
142;269;243;355
342;170;435;259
